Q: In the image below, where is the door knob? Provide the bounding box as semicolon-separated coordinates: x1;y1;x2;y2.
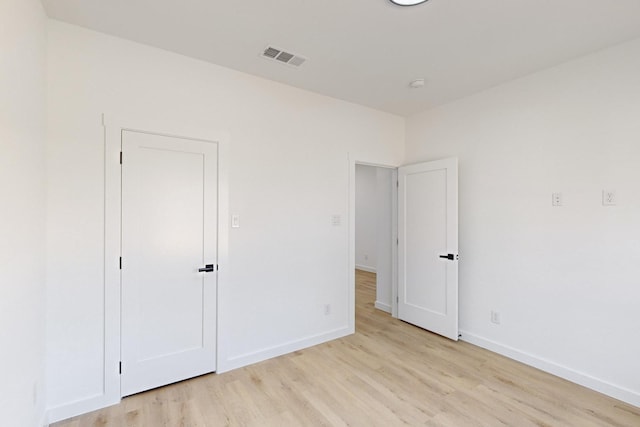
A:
439;254;456;260
198;264;215;272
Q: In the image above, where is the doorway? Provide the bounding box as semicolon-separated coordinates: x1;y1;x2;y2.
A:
351;158;459;340
354;164;396;320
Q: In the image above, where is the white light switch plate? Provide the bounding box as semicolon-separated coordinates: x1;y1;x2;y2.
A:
552;193;562;207
602;190;616;206
231;214;240;228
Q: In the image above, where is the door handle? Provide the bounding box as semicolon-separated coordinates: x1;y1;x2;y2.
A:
439;254;456;260
198;264;215;273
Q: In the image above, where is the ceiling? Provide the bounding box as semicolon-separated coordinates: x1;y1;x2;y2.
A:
41;0;640;116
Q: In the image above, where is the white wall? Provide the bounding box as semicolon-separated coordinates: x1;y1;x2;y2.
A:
405;37;640;406
45;20;404;419
0;0;47;425
355;165;378;272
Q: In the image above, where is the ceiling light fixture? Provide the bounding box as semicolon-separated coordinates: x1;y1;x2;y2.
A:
389;0;429;6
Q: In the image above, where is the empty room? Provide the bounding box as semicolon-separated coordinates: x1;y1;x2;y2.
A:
2;0;640;426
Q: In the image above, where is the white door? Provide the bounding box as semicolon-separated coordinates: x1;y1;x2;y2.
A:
121;130;218;396
398;158;458;340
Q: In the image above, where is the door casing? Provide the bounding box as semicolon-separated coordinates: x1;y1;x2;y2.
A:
103;114;230;410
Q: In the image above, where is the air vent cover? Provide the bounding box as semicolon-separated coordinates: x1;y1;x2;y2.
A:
261;46;306;68
263;47;280;59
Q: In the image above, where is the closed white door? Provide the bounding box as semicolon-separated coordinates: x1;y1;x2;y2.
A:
121;130;218;396
398;158;458;341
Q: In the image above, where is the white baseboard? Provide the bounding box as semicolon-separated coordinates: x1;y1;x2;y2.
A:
374;301;391;313
47;393;120;425
219;326;352;373
355;265;376;273
459;330;640;408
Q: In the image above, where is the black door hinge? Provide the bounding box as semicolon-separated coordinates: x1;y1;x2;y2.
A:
119;361;122;374
120;152;123;164
119;257;122;269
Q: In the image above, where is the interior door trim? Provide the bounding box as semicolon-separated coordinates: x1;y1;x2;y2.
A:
104;113;230;408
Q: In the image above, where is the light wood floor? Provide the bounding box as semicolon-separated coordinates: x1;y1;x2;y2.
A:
54;270;639;426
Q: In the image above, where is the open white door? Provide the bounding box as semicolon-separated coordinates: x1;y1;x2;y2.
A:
121;130;218;396
398;158;458;340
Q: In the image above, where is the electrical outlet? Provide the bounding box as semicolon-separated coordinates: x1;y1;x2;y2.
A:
552;193;562;207
491;310;501;325
602;190;616;206
324;304;331;315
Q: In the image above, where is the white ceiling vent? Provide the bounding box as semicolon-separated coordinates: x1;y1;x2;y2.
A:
261;46;306;68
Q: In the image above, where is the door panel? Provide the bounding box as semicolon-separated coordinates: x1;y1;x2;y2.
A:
398;158;458;340
121;130;217;396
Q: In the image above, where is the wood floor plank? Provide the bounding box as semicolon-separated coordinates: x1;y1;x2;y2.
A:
53;269;639;426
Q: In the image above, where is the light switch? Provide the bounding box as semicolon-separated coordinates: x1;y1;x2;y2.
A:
231;215;240;228
602;190;616;206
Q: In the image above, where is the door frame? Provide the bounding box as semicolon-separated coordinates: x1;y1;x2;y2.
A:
104;114;229;405
349;158;399;331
